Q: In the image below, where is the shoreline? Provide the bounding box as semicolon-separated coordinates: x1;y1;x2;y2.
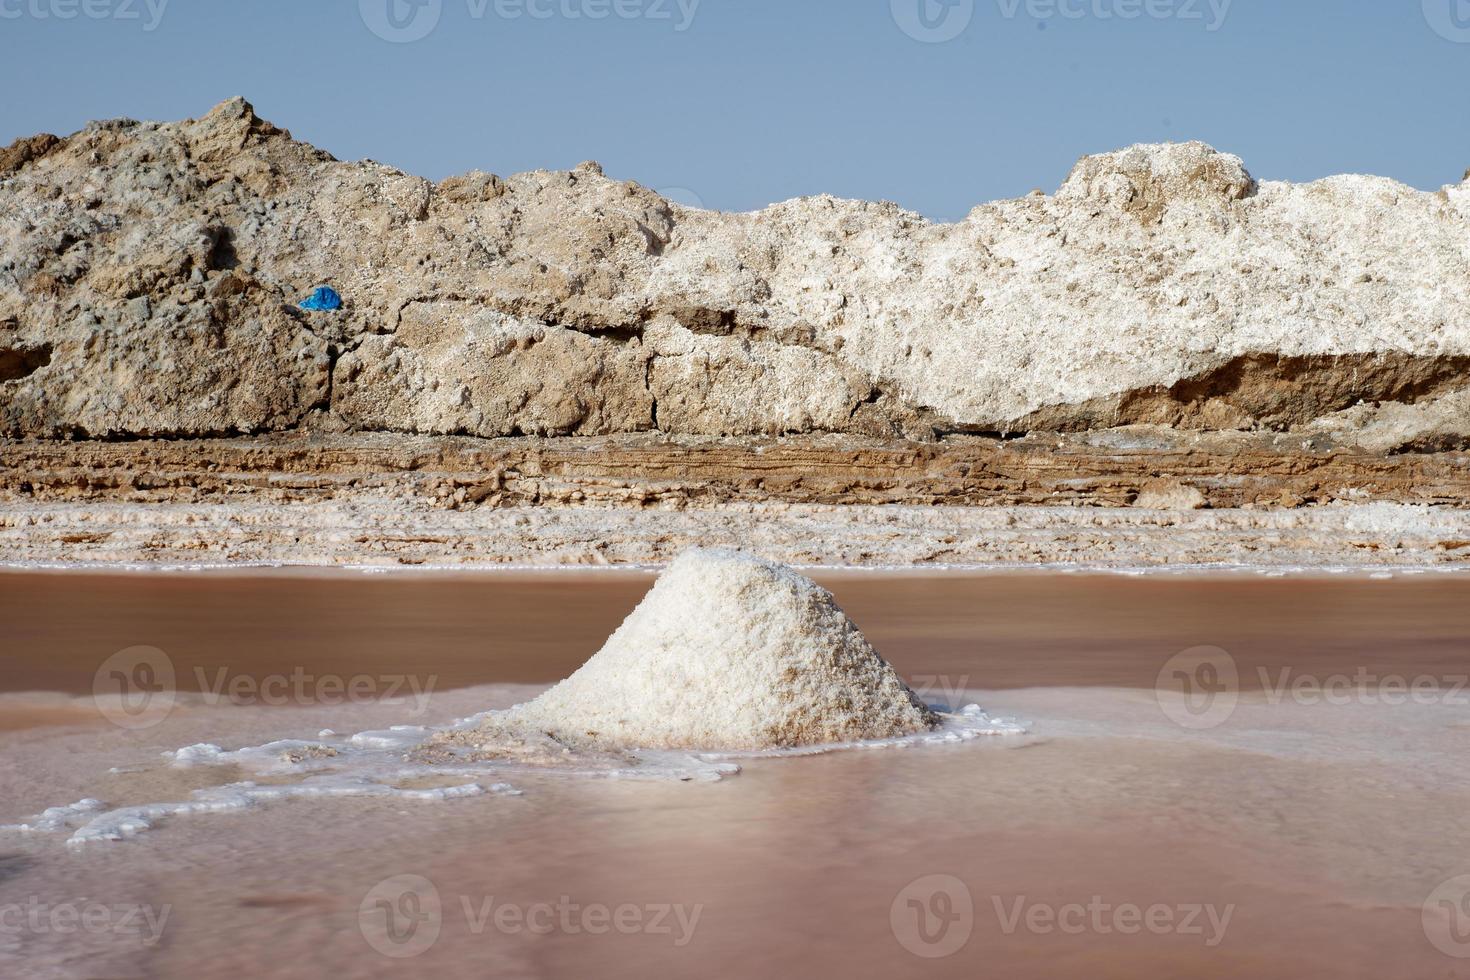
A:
8;434;1470;571
3;500;1469;573
2;559;1469;578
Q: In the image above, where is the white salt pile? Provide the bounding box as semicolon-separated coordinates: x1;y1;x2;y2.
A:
498;549;939;750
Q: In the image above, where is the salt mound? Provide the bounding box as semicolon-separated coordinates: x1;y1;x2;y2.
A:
503;549;938;750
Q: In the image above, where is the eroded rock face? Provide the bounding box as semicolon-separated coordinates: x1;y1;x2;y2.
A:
333;303;653;437
3;99;1469;442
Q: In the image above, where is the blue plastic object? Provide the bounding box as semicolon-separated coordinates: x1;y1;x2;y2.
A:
300;286;343;312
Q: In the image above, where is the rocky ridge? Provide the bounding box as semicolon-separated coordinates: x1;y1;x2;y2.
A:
3;98;1469;447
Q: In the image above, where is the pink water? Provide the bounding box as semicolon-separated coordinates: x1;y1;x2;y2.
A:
2;569;1470;978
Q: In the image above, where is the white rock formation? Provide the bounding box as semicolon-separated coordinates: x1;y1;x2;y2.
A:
504;549;937;750
4;101;1469;442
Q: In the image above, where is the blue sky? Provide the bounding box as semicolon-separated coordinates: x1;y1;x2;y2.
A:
1;0;1467;219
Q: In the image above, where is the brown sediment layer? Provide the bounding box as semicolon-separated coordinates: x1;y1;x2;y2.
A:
1018;353;1470;433
4;432;1469;510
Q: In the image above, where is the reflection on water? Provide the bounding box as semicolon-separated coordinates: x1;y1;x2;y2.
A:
1;570;1468;979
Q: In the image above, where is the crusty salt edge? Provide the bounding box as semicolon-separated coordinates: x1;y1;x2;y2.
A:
3;702;1024;845
1;798;107;833
697;704;1028;760
62;778;513;846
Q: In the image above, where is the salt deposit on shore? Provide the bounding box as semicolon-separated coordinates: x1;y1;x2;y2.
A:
4;500;1467;571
